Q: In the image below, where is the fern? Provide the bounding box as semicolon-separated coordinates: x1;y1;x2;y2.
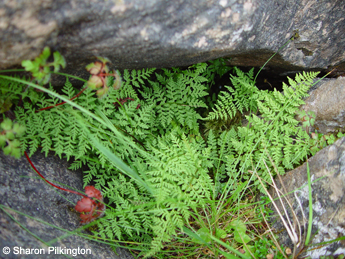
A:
11;62;214;255
0;75;40;113
205;67;261;121
139;69;208;133
219;70;319;192
9;58;320;256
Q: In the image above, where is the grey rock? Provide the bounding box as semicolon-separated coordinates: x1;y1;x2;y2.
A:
300;76;345;134
0;0;344;76
0;151;134;259
268;137;345;258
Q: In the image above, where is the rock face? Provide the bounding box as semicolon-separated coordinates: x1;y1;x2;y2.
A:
0;151;134;259
269;137;345;258
300;76;345;134
0;0;344;75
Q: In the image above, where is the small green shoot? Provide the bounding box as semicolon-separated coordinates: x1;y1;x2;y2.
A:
297;110;316;134
253;237;285;259
22;46;66;85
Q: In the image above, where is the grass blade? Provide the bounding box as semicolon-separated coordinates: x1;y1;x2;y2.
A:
305;158;313;245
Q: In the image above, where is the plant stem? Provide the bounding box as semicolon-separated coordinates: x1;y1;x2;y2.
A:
254;34;296;83
24;151;87;198
36;87;87;112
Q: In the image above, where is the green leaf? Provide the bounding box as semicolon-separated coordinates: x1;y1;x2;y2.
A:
28;91;39;105
337;132;345;138
0;135;6;147
228;219;246;233
182;226;210;246
34;56;44;66
5;131;15;140
11;139;21;148
33;70;45;80
43;66;50;74
192;227;212;244
13;123;26;136
87;75;103;89
53;51;66;71
96;86;108;97
215;228;227;239
3;145;11;155
21;60;35;72
40;46;51;61
234;230;251;244
11;147;21;159
227;220;251;244
96;56;110;64
1;118;12;131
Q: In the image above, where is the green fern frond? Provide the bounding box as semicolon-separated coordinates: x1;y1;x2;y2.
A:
223;71;319;192
205;67;260;121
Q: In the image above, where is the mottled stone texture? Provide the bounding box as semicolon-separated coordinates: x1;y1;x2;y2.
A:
300;76;345;134
269;137;345;258
0;151;134;259
0;0;344;75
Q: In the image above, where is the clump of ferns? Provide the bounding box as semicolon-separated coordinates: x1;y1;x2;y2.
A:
202;109;242;138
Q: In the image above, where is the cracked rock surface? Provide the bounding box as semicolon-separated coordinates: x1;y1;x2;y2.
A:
1;0;344;76
0;151;134;259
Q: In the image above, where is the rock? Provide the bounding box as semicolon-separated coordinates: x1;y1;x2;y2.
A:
268;137;345;258
0;0;344;76
300;76;345;134
0;151;134;259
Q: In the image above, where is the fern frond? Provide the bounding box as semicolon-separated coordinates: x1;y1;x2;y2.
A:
205;66;260;121
224;70;319;192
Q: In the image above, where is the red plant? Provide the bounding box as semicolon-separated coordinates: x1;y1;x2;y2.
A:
36;56;122;113
75;186;105;224
86;57;121;97
24;151;105;224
